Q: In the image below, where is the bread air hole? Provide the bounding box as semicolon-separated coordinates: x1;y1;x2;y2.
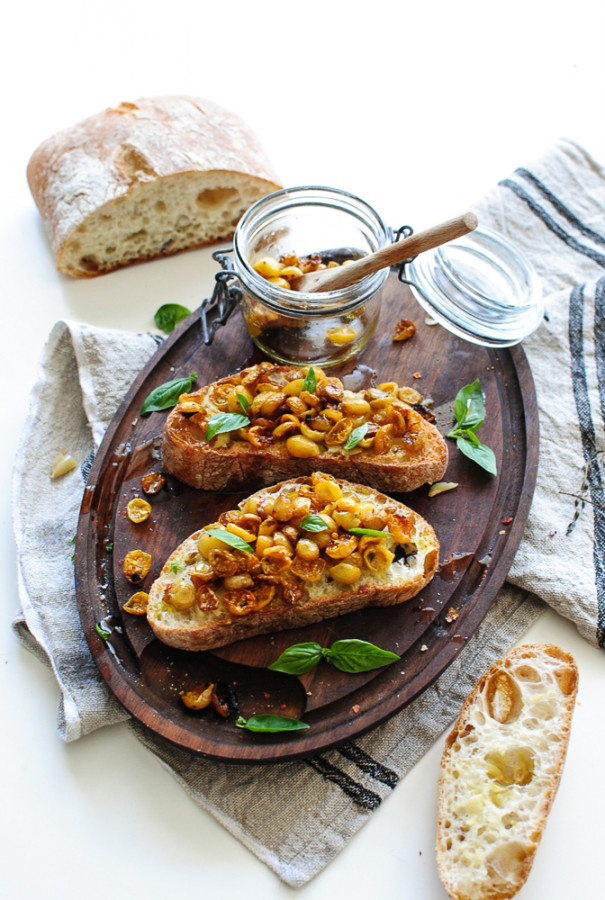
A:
514;664;540;682
485;747;535;787
79;255;100;272
196;186;238;208
502;811;520;830
486;842;530;885
555;664;578;695
485;670;523;724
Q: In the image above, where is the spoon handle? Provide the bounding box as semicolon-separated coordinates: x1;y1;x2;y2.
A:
294;211;478;293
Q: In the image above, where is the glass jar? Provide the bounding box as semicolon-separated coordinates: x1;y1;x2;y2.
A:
232;186;390;367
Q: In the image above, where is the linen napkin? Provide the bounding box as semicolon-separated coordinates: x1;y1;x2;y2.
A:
12;138;604;887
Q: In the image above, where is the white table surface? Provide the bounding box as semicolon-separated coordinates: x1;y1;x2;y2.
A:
2;3;604;898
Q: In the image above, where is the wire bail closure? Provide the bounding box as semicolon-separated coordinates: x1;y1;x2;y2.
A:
199;248;242;345
392;225;418;286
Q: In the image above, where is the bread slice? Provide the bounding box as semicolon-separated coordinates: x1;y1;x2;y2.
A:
161;362;448;493
26;95;281;277
146;473;439;651
436;644;578;900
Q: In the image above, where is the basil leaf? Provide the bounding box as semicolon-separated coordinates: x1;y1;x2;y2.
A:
95;622;110;641
268;642;324;674
205;412;250;441
303;367;317;393
140;371;197;415
154;303;191;334
453;379;485;431
325;639;400;673
347;527;390;538
456;434;498;476
344;422;368;450
300;514;329;533
205;528;253;553
267;638;399;676
236;392;250;414
235;714;309;733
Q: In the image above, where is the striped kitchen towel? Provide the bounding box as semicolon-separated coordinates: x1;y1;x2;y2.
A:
476;139;605;647
11;137;604;886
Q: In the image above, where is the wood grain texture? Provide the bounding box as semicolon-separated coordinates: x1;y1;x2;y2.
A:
75;271;538;763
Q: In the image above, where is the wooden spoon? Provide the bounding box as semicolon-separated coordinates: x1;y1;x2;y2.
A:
290;211;478;293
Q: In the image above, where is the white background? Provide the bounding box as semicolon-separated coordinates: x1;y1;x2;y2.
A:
1;2;604;898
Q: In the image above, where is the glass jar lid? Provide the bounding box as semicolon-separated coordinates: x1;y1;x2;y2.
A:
404;228;543;347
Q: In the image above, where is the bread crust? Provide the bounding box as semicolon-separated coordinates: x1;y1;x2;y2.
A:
26;96;281;276
436;644;578;900
146;475;439;652
161;363;448;493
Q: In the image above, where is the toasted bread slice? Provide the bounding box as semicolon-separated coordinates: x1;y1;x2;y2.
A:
146;473;439;651
161;362;448;493
436;644;578;900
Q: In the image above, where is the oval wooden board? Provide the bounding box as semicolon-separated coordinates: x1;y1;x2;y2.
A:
75;271;538;763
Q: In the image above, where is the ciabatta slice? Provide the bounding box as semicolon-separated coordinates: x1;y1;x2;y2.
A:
436;644;578;900
161;362;448;493
146;473;439;651
26;96;281;277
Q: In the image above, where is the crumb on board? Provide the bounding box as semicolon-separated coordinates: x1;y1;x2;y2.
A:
392;318;417;342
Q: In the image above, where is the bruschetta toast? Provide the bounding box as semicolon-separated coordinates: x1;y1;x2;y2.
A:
146;473;439;651
161;362;448;493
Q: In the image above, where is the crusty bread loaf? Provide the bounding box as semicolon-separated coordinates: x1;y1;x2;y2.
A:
26;95;281;277
436;644;578;900
161;362;448;493
146;473;439;651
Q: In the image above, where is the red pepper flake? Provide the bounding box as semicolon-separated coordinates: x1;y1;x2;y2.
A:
413;372;422;379
549;530;557;538
501;516;513;525
351;704;361;715
280;703;287;710
263;692;271;699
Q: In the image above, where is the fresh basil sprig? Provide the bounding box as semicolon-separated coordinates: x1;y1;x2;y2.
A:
205;528;253;554
447;379;497;476
235;714;309;733
300;514;330;533
205;412;250;441
154;303;191;333
303;367;317;393
344;422;368;450
140;372;197;415
269;639;400;675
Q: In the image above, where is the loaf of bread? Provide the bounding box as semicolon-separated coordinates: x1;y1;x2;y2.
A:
26;95;281;277
161;362;448;493
146;473;439;651
436;644;578;900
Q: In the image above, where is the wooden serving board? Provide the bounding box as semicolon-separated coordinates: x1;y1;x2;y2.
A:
75;272;538;763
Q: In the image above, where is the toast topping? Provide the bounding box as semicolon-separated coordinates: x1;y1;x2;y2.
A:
160;473;428;620
170;362;434;461
252;251;353;290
